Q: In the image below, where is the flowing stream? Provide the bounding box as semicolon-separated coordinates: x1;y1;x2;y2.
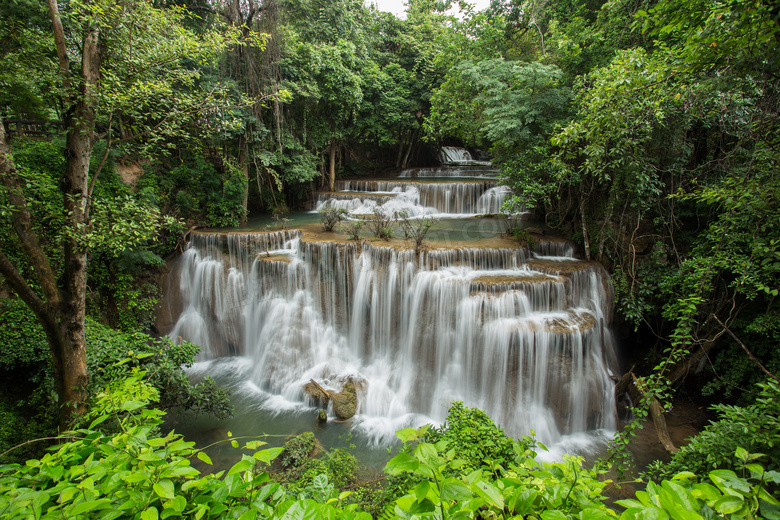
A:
164;166;619;462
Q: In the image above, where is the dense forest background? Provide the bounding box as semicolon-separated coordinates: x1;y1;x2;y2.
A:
1;0;779;517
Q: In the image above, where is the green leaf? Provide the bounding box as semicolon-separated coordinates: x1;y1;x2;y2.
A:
620;507;670;520
165;495;187;513
414;443;439;468
153;479;175;500
414;481;431;502
227;459;252;476
471;479;504;509
734;446;749;461
541;510;569;520
254;447;284;465
385;453;419;475
396;427;419;442
69;499;112;516
141;507;159;520
713;495;744;514
440;478;472;502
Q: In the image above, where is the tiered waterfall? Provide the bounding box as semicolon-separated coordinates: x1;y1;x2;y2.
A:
167;202;619;449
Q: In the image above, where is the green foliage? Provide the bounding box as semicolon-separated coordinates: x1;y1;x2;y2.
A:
85;323;233;421
385;421;615;520
620;462;780;520
396;210;439;251
646;381;780;481
338;219;366;241
146;154;246;227
0;373;371;520
0;299;232;461
424;402;521;473
281;432;318;471
367;207;396;240
1;393;779;520
427;58;569;159
319;205;348;232
285;449;359;498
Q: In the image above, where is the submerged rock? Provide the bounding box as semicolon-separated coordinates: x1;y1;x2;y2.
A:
317;409;328;424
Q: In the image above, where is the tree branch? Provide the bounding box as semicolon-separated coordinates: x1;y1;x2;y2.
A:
0;117;60;303
0;249;52;324
47;0;72;99
712;315;780;384
86;113;113;212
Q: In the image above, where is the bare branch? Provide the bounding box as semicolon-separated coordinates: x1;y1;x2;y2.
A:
712;315;780;384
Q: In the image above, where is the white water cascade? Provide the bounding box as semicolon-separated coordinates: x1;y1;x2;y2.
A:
315;180;515;217
167;229;618;451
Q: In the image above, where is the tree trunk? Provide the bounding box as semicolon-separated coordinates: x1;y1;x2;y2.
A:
395;130;405;168
239;134;249;222
49;22;101;423
401;127;418;169
631;374;677;453
328;139;336;192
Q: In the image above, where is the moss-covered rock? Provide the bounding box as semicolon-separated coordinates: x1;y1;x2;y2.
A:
331;382;358;420
280;431;319;470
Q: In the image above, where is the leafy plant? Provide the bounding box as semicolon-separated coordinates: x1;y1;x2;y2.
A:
319;205;348;232
396;210;439;252
367;207;395;240
645;380;780;481
338;218;366;241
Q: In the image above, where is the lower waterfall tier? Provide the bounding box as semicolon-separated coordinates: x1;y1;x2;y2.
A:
165;230;617;449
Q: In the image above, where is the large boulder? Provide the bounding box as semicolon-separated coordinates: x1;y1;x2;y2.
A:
303;381;330;406
331;382;358;420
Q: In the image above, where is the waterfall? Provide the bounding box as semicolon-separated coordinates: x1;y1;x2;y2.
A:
315;180;512;217
436;146;492;166
399;166;497;178
168;232;618;448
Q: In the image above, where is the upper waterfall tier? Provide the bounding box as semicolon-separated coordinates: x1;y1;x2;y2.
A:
399;165;498;178
315;179;513;216
167;229;617;446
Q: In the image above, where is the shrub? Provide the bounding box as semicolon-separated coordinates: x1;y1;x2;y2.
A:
319;205;348;232
396;210;439;252
367;207;395;239
645;380;780;481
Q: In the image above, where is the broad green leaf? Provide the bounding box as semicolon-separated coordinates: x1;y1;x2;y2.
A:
713;495;744;514
440;478;472;502
153;479;175;500
165;495;187;513
69;499;112;516
660;480;699;514
541;510;568;520
385;453;419;475
227;459;252;476
471;479;504;509
414;481;431;502
140;508;159;520
396;427;419;442
620;507;670;520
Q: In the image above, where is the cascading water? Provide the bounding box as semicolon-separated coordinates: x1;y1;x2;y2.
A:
314;180;515;217
399;165;497;178
436;146;492;166
167;228;618;452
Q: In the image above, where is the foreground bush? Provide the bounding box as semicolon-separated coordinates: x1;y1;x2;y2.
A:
2;387;778;519
646;380;780;481
0;300;232;463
